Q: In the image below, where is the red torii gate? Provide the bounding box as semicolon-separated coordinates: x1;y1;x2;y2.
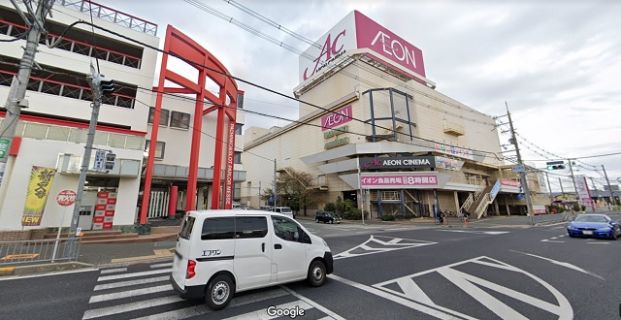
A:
139;25;239;224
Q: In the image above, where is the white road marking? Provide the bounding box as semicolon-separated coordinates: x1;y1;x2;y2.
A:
97;268;171;282
541;239;565;243
373;256;573;320
543;221;567;227
130;287;290;320
511;250;604;280
438;230;509;235
100;267;127;275
94;275;170;291
150;262;172;269
331;274;470;320
89;284;172;303
550;237;558;240
220;300;312;320
587;242;610;245
333;235;435;260
281;285;345;320
82;295;184;319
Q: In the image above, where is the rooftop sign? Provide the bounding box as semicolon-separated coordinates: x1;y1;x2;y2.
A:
300;11;426;85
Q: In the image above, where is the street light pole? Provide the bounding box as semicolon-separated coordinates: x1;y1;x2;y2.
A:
601;164;615;209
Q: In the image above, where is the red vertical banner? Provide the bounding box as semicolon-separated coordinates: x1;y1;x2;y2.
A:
93;192;116;230
223;119;236;209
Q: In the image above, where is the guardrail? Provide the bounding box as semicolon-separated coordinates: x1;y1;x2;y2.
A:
0;238;81;266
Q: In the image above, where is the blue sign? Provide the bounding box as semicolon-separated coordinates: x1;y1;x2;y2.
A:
490;180;501;201
516;193;525;200
512;164;525;173
94;149;106;171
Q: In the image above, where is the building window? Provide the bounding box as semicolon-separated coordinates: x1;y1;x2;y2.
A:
170;111;191;129
148;107;169;126
235;123;243;135
145;140;166;159
234;151;242;164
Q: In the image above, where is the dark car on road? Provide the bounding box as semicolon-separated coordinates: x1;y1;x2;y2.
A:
315;211;342;224
567;214;621;240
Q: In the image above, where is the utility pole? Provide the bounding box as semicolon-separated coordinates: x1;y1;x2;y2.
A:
506;102;535;225
273;159;277;207
601;164;615;209
69;65;102;236
545;171;553;206
0;0;54;185
567;159;578;201
559;177;565;196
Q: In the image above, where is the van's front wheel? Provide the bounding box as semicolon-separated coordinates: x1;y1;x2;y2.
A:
205;274;234;310
307;260;327;287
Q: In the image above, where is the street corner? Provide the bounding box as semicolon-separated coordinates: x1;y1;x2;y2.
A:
0;261;96;279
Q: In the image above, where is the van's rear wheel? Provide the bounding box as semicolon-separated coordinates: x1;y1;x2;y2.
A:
205;274;234;310
307;260;326;287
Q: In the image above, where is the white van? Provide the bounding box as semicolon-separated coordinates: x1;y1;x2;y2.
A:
272;206;294;219
170;210;333;310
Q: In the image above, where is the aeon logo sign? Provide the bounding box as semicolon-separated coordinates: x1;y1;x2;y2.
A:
321;105;352;131
370;30;418;69
303;30;347;80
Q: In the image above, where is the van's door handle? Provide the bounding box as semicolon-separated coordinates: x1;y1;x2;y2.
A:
261;243;265;252
274;244;282;249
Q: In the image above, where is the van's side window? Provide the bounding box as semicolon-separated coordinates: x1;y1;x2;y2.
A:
236;217;268;238
272;216;311;244
179;216;195;240
202;217;235;240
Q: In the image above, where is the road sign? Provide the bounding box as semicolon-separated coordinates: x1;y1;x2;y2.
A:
512;164;525;173
94;149;106;171
56;190;77;206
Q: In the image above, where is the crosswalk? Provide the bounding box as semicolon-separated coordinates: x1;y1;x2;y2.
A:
83;261;341;320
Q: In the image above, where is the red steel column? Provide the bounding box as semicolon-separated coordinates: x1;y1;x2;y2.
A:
210;106;226;209
185;70;206;211
168;185;178;218
139;29;172;225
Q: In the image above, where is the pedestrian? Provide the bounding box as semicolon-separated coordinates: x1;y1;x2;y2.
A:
462;210;470;224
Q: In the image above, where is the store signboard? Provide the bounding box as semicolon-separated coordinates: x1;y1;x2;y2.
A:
359;156;435;170
434;156;464;171
359;172;449;189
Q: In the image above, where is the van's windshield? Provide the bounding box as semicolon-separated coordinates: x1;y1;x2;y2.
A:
179;216;195;239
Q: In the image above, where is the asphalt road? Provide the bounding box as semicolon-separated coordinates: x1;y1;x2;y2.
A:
1;213;619;320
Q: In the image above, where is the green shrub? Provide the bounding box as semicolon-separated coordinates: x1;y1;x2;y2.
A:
324;203;336;212
381;214;395;221
572;203;581;212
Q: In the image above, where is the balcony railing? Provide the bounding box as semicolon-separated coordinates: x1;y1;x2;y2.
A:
59;0;158;36
0;70;136;109
0;19;142;69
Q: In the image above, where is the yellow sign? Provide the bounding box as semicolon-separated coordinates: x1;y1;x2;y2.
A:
21;166;56;226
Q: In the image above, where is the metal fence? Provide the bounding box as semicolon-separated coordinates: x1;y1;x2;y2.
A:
0;238;81;266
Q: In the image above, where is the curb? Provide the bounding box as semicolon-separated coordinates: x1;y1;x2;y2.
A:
0;261;95;278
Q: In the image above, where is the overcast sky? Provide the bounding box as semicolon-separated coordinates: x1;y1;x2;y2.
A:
100;0;621;191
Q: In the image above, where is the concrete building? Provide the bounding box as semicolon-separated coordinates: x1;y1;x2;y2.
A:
0;0;245;235
241;10;547;219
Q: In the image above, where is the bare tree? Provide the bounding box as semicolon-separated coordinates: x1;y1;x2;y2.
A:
276;167;315;216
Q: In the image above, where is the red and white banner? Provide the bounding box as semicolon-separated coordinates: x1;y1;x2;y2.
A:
93;192;116;230
575;175;594;209
360;173;440;189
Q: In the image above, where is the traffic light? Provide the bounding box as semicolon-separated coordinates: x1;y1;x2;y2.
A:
104;152;116;170
546;161;565;170
99;79;116;95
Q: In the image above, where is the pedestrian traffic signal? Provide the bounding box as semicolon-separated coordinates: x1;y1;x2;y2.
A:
99;79;116;95
546;161;565;170
104;152;116;170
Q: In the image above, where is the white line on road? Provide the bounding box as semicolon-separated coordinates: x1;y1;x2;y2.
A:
89;284;172;303
82;295;184;319
329;274;470;320
541;239;565;243
94;275;170;291
100;267;127;275
150;262;172;269
97;268;171;282
543;221;567;227
130;287;290;320
587;242;610;245
511;250;604;280
281;285;345;320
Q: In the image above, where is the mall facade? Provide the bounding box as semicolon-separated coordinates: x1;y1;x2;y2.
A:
241;10;549;219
